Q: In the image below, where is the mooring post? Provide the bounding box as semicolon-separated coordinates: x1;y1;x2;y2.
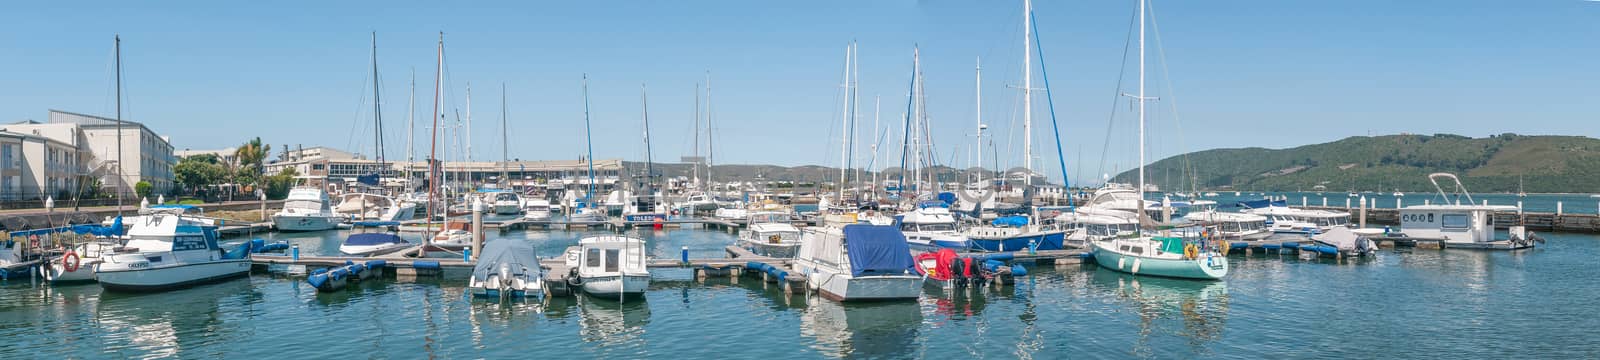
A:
1359;197;1367;228
1302;196;1307;207
680;246;689;265
1345;198;1351;209
1322;197;1327;207
1557;202;1564;216
471;198;484;263
291;245;300;261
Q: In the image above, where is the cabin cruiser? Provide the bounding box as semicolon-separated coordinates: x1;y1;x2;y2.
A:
339;221;411;256
1080;185;1192;224
1368;173;1542;250
335;192;418;222
484;191;523;215
469;239;544;299
622;191;668;222
272;177;345;231
1309;227;1378;257
96;205;253;291
1237;200;1351;235
522;199;553;220
428;221;476;255
565;235;650;299
1182;201;1271;241
895;204;969;250
738;212;802;258
682;191;719;212
1057;210;1139;249
794;223;920;301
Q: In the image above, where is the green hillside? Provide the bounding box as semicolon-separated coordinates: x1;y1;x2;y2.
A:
1111;133;1600;193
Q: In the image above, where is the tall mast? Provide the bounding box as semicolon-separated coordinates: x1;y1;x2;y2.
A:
500;83;509;187
850;41;861;200
705;72;714;191
975;57;984;186
641;83;654;193
582;75;596;201
1138;0;1147;213
837;42;851;203
114;35;123;214
427;32;442;223
406;69;415;189
693;82;701;189
871;95;881;201
371;32;385;187
1022;0;1033;191
465;83;473;168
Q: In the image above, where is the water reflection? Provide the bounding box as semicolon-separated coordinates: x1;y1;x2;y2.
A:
577;295;651;346
94;278;262;358
1088;271;1230;358
800;297;923;359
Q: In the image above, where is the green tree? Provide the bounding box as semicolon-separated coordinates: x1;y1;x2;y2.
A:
175;155;228;194
134;181;152;199
264;167;299;199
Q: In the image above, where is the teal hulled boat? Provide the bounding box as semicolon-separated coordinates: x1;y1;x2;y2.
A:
1091;236;1228;280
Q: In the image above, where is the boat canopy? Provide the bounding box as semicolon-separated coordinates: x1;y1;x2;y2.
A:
841;224;915;277
992;216;1030;227
471;240;538;281
8;222;123;237
1156;237;1185;254
345;233;405;246
1233;199;1287;209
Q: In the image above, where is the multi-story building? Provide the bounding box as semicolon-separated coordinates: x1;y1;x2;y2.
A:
263;146;622;191
0;110;176;200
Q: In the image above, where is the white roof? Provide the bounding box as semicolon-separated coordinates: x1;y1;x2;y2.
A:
749;223;800;233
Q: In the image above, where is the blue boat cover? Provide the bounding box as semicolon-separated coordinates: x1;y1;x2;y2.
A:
351;221;401;227
841;224;915;277
991;216;1030;227
937;192;957;205
1233;199;1287;209
149;204;197;210
356;173;380;186
345;233;404;246
472;239;539;282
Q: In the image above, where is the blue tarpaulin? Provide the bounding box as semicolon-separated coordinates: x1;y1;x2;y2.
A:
937;192;956;205
356;173;381;186
991;216;1030;227
841;224;915;277
344;233;404;246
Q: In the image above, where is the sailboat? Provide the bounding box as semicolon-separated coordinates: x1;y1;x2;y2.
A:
623;84;668;222
1090;0;1227;280
336;33;417;222
569;75;609;222
960;5;1067;252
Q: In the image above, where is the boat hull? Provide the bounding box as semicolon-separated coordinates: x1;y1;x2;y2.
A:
739;241;799;258
340;243;410;256
580;274;650;299
1091;244;1227;280
43;259;101;283
812;274;922;302
97;260;251;292
271;214;342;232
968;232;1066;252
492;203;521;215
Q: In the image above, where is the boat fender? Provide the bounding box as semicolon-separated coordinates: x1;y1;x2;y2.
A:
366;260;387;269
1009;264;1027;277
307;273;329;289
62;252;80;273
311;268;329;276
567;267;583;286
413;261;441;270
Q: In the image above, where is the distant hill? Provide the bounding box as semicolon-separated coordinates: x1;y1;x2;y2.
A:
1111;133;1600;193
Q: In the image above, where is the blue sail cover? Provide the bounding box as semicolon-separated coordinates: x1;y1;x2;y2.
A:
841;224;915;277
345;233;404;246
356;173;381;186
991;216;1030;227
936;192;957;205
1233;199;1287;209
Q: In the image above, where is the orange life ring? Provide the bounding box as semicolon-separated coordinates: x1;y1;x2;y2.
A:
1183;244;1199;260
62;251;81;273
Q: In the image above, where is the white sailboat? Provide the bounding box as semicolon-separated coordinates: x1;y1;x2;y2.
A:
623;83;668;222
1090;0;1228;280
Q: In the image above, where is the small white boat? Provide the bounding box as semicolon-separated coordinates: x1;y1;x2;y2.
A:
96;205;253;292
1182;201;1271;242
895;206;969;250
565;235;650;299
43;240;121;283
335;192;418;222
339;221;411;256
469;239;545;299
272;177;345;231
522;199;553;221
1310;227;1378;257
1091;234;1229;280
485;191;523;215
1368;173;1543;250
567;205;609;222
428;221;475;253
738;212;802;258
794;223;921;302
682;191;719;212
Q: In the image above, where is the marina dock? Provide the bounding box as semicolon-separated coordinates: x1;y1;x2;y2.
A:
1300;206;1600;234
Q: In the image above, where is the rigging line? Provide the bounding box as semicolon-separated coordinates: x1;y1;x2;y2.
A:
347;68;373;158
1148;0;1197;193
1098;3;1139;186
1030;10;1073;209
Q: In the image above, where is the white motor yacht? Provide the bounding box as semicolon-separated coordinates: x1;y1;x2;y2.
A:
335;192;417;222
794;222;920;302
272;177;345;231
96;206;253;291
522;199;553;221
565;235;650;299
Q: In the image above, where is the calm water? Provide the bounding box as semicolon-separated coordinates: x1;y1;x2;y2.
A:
2;225;1598;359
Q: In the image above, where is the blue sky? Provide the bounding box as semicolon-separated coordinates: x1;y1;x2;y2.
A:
2;1;1596;184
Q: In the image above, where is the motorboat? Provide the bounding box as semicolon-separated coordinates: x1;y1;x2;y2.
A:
469;239;545;299
484;191;523;215
335;192;418;222
962;215;1068;252
1182;201;1270;242
895;205;969;250
428;221;476;253
568;205;609;222
339;221;411;256
1309;227;1378;257
272;177;345;231
1057;210;1139;249
794;223;921;301
913;248;1026;290
622;191;668;222
44;239;122;283
96;205;254;291
1237;199;1351;235
1091;232;1229;280
682;191;719;212
565;235;650;299
522;199;553;221
737;212;802;258
1367;173;1542;250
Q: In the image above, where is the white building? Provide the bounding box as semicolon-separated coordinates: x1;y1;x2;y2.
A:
0;110;175;199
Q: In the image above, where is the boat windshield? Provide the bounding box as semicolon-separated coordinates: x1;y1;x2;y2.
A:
285;200;323;211
919;223;956;232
